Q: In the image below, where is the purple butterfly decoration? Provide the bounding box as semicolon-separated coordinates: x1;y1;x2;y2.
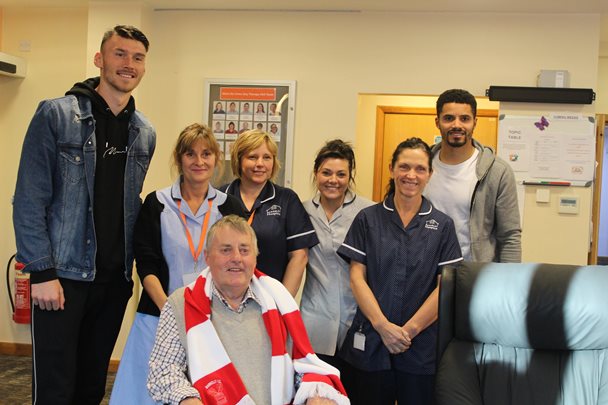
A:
534;116;549;131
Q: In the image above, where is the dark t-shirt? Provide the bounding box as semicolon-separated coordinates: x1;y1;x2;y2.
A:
91;95;134;282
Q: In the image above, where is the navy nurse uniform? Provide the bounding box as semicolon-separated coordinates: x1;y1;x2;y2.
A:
221;179;319;281
337;195;462;375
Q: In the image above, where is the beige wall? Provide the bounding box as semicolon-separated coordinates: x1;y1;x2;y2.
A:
0;6;602;355
352;15;598;266
522;186;593;264
0;6;88;348
598;56;608;113
141;11;599;198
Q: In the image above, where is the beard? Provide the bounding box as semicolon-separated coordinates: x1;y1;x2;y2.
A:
445;130;471;148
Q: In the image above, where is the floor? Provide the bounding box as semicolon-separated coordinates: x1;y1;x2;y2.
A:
0;354;116;404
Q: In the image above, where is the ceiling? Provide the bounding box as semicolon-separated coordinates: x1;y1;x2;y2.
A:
1;0;607;13
2;0;608;42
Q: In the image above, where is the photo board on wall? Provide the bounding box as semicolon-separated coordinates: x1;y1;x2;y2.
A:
204;79;296;188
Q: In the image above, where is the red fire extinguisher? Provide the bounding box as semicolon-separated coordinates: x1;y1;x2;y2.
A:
6;254;30;324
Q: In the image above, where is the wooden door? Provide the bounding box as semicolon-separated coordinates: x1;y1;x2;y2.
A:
373;106;499;201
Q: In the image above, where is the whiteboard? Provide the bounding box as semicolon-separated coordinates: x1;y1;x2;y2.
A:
497;114;595;185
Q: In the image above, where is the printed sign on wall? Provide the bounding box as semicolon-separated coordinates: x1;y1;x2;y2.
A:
204;79;296;187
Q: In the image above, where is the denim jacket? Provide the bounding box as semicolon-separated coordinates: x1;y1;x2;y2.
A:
13;95;156;281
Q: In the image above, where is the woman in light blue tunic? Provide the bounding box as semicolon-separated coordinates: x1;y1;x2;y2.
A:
110;123;245;404
300;139;373;399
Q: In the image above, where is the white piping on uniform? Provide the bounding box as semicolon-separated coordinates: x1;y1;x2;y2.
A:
259;183;276;204
438;257;464;266
340;243;366;257
286;229;316;240
419;203;432;216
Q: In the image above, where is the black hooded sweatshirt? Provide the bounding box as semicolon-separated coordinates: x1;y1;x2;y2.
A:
66;77;135;283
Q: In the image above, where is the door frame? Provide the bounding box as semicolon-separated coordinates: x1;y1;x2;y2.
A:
589;114;606;264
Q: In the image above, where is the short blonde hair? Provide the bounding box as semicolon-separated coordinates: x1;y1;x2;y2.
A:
205;215;259;257
230;129;281;181
172;123;223;176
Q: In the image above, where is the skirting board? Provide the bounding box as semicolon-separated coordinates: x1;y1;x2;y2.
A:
0;342;120;372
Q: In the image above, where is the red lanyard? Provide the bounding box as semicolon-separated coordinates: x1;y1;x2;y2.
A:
177;199;213;265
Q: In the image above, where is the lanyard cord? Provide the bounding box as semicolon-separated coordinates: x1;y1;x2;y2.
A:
177;198;213;264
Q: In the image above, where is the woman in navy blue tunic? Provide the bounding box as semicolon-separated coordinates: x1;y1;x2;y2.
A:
337;138;463;405
221;129;318;296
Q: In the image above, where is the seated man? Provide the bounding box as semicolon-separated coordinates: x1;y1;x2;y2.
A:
148;215;349;405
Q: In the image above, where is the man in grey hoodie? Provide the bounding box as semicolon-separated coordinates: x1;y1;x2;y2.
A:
424;89;521;263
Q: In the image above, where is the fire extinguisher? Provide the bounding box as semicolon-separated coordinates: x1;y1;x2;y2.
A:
6;253;31;324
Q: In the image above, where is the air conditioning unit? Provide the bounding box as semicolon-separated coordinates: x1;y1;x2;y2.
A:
0;52;27;78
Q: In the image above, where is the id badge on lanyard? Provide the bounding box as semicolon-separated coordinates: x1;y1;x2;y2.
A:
354;325;366;351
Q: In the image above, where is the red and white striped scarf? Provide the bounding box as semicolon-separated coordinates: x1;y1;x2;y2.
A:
184;267;348;405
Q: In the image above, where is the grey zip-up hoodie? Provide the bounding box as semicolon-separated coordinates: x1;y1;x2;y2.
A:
431;139;522;263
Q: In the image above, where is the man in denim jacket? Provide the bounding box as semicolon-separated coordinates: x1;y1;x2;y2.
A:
13;25;155;405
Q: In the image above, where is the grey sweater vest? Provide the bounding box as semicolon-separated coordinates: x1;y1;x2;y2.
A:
169;289;272;404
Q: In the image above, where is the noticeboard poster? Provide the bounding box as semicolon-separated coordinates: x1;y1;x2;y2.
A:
497;113;595;185
204;79;296;188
